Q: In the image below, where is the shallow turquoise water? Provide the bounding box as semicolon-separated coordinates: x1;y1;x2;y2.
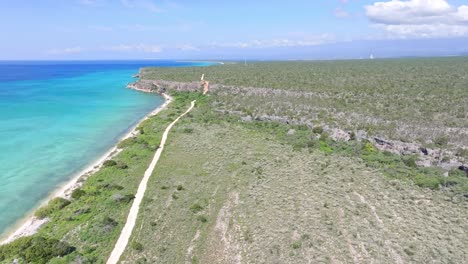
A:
0;61;206;236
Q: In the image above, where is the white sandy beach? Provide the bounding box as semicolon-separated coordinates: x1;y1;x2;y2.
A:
0;93;172;245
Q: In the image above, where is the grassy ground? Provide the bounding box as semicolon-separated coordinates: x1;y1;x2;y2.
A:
119;95;468;264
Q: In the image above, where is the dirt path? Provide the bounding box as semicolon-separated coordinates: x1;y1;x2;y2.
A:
106;100;197;264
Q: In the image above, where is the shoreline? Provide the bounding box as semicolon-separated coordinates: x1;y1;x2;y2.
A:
0;92;172;245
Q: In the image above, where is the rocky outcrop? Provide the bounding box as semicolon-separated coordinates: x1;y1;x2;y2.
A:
459;165;468;175
127;79;204;94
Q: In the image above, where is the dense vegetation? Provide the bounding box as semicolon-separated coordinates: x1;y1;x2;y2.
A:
141;59;468;196
0;236;74;264
142;58;468;150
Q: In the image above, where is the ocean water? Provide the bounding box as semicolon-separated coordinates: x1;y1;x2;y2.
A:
0;60;210;236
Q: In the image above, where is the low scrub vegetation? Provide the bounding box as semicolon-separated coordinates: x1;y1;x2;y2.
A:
0;236;75;263
142;59;468;150
35;197;71;219
0;93;201;263
118;101;468;263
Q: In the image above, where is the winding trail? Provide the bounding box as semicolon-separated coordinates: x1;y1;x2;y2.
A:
107;100;197;264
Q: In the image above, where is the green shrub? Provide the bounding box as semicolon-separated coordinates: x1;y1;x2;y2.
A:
291;241;302;249
116;161;128;169
434;135;449;147
292;142;305;151
402;155;417;168
197;215;208;223
413;174;444;189
190;203;204;213
118;137;137;149
306;140;319;148
449;169;466;178
35;198;71;219
131;241;143;251
0;236;75;263
362;141;376;153
182;128;194;133
99;183;124;190
98;216;118;234
112;193;135;203
103;160;117;167
319;141;333;154
319;132;330;141
71;189;86;199
312;126;324;134
176;185;184;191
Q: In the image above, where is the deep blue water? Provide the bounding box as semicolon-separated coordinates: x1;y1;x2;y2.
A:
0;60;210;236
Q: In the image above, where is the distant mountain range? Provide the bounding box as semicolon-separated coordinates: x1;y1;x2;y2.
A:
170;37;468;61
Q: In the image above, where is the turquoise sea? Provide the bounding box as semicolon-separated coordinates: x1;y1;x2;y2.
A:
0;60;210;236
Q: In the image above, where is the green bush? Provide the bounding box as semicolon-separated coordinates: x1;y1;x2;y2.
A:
434;135;449;147
306;140;319;149
413;174;444;189
319;141;333;154
291;241;302;249
112;193;135;203
71;188;86;199
402;155;417;168
103;160;117;167
449;168;466;178
190;203;204;213
312;126;324;134
197;215;208;223
0;236;75;263
116;161;128;169
131;241;143;251
99;183;124;190
35;198;71;219
117;137;139;149
362;141;376;153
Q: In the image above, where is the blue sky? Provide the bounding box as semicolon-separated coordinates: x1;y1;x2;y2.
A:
1;0;468;60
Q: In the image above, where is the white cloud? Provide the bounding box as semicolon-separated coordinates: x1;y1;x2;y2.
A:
120;23;191;32
105;44;163;53
176;44;200;51
47;46;85;55
210;35;335;49
366;0;468;38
